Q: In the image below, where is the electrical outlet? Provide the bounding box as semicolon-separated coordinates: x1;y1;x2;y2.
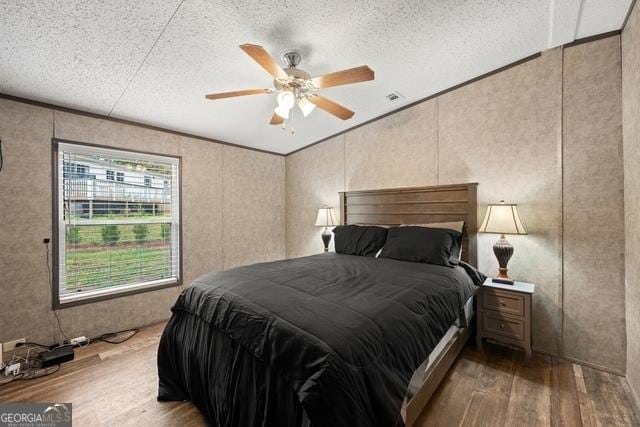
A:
3;338;25;352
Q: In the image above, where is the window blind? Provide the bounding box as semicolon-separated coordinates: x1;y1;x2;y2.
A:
55;142;180;304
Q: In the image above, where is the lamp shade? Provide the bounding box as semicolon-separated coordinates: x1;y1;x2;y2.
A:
479;201;527;235
315;207;336;227
274;105;290;119
277;91;295;109
298;97;316;117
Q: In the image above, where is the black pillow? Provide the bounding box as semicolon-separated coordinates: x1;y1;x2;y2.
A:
333;225;388;256
379;226;462;267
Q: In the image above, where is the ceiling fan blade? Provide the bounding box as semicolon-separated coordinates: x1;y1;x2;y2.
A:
270;112;284;125
205;88;272;100
307;95;355;120
239;44;289;79
310;65;374;89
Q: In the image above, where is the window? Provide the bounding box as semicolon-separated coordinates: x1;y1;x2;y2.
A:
54;140;181;307
63;162;92;179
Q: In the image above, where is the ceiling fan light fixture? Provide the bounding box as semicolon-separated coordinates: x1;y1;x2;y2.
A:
276;91;295;109
298;97;315;117
274;105;290;120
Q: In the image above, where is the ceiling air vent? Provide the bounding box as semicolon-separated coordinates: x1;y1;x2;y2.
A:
386;91;404;102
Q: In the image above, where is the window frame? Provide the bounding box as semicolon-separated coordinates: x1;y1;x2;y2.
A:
51;138;183;309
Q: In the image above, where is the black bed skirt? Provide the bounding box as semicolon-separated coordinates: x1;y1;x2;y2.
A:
157;312;307;426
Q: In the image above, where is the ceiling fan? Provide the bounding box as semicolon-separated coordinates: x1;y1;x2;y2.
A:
204;44;374;131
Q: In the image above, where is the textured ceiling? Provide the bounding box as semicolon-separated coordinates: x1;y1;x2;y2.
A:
0;0;632;154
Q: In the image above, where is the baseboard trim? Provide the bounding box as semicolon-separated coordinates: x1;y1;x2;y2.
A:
533;347;625;376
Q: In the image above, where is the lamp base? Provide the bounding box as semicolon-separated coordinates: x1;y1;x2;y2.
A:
321;228;332;252
493;234;514;282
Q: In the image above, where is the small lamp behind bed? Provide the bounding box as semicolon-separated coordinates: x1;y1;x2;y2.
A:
479;201;527;284
315;207;336;252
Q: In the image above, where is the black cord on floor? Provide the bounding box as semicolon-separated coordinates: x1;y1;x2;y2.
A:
92;329;139;344
0;365;61;386
1;327;139;387
0;345;61;387
19;364;60;380
0;139;4;173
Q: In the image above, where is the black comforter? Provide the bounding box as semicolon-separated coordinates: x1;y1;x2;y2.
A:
158;253;479;427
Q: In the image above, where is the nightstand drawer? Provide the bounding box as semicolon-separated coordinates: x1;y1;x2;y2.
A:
482;288;525;316
481;312;525;341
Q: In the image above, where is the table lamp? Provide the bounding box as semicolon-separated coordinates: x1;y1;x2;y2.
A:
315;207;336;252
479;200;527;284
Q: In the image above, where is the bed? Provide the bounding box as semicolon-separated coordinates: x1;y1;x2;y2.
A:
158;183;481;427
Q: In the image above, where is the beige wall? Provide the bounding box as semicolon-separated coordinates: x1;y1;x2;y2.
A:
439;49;565;355
0;99;285;345
287;38;625;372
623;2;640;400
221;146;286;269
286;135;345;257
562;36;625;372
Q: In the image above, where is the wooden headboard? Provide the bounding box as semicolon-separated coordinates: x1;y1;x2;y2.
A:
340;183;478;267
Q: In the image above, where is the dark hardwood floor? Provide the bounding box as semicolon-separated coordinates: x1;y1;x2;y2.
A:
1;322;637;426
418;342;639;427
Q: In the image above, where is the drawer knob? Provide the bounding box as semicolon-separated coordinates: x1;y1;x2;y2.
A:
499;300;506;306
500;323;505;329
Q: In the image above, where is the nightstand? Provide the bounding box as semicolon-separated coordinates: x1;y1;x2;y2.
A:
476;278;535;360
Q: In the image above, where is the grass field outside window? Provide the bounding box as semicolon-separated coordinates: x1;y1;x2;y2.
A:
63;222;173;293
